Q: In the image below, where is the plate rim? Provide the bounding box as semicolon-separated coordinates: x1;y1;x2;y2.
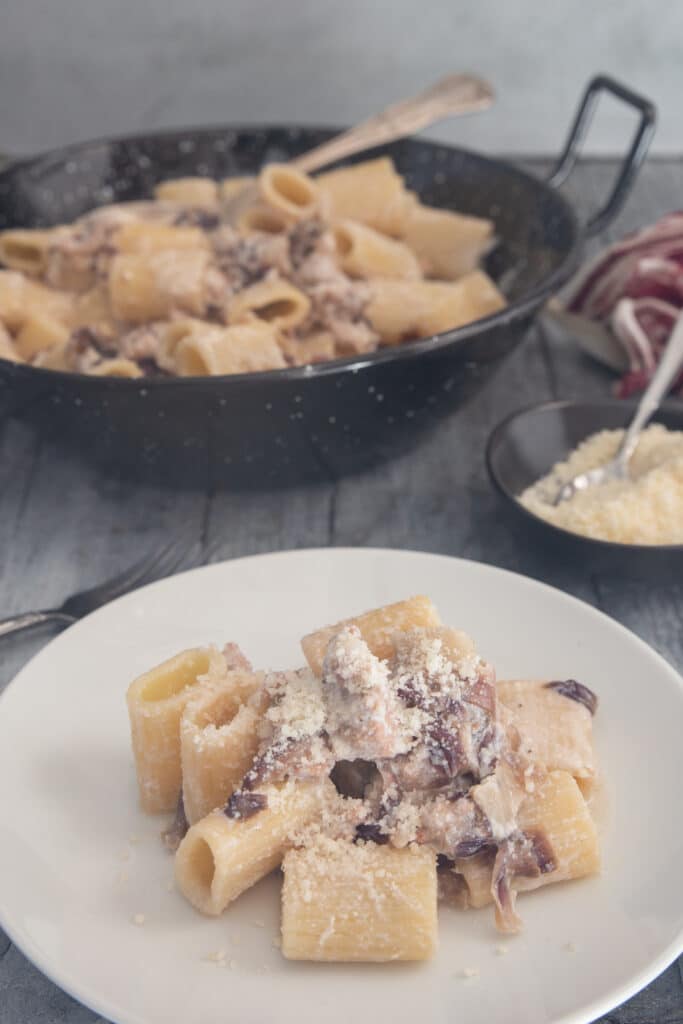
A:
1;545;683;1024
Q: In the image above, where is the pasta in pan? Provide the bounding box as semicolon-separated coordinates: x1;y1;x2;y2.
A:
0;157;504;376
126;595;602;963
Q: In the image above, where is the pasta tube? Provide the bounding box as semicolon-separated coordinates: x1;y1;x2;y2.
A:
0;271;73;331
229;278;310;330
0;228;56;276
497;679;596;792
33;341;70;371
72;284;115;335
417;271;506;337
401;200;494;280
114;221;209;254
174;321;286;376
301;595;441;676
90;358;143;378
175;780;331;915
126;646;218;813
180;670;267;824
278;330;336;366
366;271;506;344
14;312;69;360
316;157;409;236
154;177;219;206
108;249;213;323
456;770;600;908
333;220;421;280
236;204;289;235
258;164;320;221
220;176;254;201
281;837;437;961
0;322;21;363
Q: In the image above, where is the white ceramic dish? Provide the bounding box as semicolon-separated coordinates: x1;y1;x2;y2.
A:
1;548;682;1024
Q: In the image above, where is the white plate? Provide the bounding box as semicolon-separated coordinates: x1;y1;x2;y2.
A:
1;548;683;1024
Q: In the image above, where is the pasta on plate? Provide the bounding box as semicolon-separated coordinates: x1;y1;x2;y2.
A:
126;595;601;962
0;158;505;377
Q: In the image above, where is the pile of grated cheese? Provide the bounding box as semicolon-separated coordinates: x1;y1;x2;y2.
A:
518;424;683;545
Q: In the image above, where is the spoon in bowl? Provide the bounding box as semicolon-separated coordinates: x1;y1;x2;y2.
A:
223;72;494;222
554;315;683;505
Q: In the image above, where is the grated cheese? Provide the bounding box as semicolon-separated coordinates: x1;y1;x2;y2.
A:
519;424;683;544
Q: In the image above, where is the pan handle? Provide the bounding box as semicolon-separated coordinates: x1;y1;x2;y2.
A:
547;75;656;236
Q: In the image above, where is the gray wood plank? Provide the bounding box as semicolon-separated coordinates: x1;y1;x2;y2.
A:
1;158;682;1024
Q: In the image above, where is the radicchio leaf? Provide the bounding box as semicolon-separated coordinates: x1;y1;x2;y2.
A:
560;212;683;397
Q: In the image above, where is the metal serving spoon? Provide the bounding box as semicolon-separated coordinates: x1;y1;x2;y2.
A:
554;315;683;506
223;72;494;221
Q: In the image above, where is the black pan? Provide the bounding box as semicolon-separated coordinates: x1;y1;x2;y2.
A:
0;76;655;488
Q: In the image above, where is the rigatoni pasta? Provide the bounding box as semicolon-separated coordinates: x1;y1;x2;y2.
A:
174;321;286;376
220;175;253;201
14;312;69;360
108;249;213;323
455;770;600;909
90;357;143;378
154;177;219;206
126;646;218;813
315;156;409;236
0;322;21;362
236;203;289;235
0;229;56;276
180;670;267;823
333;220;421;280
497;678;597;792
126;594;602;963
366;272;506;344
301;593;441;675
0;155;507;376
0;270;73;331
402;199;494;280
258;164;320;222
228;278;311;330
113;221;209;254
175;780;333;915
281;838;438;961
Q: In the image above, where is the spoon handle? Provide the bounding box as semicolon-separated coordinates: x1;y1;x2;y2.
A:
291;73;494;174
616;315;683;467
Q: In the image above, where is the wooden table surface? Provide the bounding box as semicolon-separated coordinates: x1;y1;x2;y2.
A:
1;157;682;1023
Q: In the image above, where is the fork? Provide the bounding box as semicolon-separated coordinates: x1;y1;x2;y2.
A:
554;315;683;505
0;536;191;640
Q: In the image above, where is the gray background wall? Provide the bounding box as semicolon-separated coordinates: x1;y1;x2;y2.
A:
0;0;680;157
